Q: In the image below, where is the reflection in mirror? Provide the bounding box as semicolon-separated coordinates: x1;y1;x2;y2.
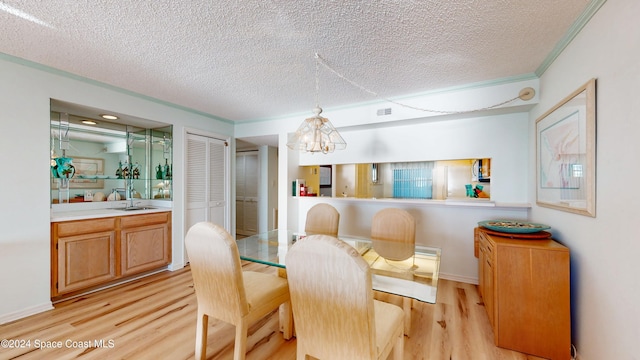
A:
371;163;379;184
50;99;172;204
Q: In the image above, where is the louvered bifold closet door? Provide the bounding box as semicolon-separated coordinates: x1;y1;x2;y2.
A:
208;139;227;227
185;133;229;241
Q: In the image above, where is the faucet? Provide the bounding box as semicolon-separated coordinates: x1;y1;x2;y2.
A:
125;172;136;208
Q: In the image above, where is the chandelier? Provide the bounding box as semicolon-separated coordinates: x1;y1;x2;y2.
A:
286;54;346;154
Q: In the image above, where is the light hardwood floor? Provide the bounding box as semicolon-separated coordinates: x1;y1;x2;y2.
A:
0;263;546;360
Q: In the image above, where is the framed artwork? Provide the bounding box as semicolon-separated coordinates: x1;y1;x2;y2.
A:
536;78;596;217
52;157;105;189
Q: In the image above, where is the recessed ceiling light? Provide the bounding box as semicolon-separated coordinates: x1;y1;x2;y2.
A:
81;120;97;125
100;114;119;120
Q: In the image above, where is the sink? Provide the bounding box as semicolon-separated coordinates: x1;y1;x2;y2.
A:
116;206;156;211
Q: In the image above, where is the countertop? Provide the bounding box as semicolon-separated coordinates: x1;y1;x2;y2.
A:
51;200;172;222
293;196;531;209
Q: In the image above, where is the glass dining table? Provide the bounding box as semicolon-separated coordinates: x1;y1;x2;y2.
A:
236;229;441;336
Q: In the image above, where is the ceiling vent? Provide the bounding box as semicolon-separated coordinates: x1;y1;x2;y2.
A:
376;108;392;116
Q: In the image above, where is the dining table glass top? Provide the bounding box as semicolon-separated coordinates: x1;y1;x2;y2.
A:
236;229;441;304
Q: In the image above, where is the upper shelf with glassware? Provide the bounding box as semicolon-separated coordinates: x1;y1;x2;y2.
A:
50;100;173;204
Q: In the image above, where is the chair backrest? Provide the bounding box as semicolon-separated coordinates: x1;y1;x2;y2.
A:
304;203;340;237
371;208;416;261
185;222;249;324
285;235;377;359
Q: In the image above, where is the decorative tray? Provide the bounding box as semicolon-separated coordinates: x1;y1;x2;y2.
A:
480;227;552;239
478;220;550;234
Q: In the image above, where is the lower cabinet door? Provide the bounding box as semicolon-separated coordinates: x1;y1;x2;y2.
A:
120;223;170;276
57;231;116;295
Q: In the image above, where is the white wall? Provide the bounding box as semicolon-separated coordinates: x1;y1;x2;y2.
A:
299;112;530;203
529;0;640;358
0;56;233;323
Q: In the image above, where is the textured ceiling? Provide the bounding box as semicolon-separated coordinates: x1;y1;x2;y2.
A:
1;1;591;122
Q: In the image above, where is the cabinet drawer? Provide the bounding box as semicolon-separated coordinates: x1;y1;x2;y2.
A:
120;212;170;228
55;217;117;237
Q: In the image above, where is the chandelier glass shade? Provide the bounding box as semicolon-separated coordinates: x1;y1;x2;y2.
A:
287;106;346;154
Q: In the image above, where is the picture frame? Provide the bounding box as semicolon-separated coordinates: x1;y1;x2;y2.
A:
52;157;105;189
536;78;596;217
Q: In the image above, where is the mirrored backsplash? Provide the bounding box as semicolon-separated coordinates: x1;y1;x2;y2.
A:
50;99;173;205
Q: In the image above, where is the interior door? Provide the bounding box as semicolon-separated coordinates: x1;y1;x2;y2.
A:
185;133;229;239
236;151;259;236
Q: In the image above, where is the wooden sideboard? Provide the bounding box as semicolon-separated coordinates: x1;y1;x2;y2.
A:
474;227;571;360
51;211;171;300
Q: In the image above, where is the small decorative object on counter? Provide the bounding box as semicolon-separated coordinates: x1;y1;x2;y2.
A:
132;162;141;179
116;161;123;179
466;184;489;198
107;188;121;201
163;159;171;180
93;191;106;202
122;162;130;179
465;184;473;197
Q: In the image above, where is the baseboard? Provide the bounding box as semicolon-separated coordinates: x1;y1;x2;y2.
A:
51;267;171;304
438;272;479;285
0;302;53;325
168;261;185;271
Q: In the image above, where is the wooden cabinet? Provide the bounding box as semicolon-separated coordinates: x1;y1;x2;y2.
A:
120;213;171;276
51;212;171;299
474;227;571;360
53;217;117;295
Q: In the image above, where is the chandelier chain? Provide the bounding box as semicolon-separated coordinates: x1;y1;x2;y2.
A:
315;53;320;108
315;53;522;115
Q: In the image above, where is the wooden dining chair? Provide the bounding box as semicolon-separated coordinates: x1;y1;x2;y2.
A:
304;203;340;236
185;222;291;360
371;208;416;335
286;234;404;360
